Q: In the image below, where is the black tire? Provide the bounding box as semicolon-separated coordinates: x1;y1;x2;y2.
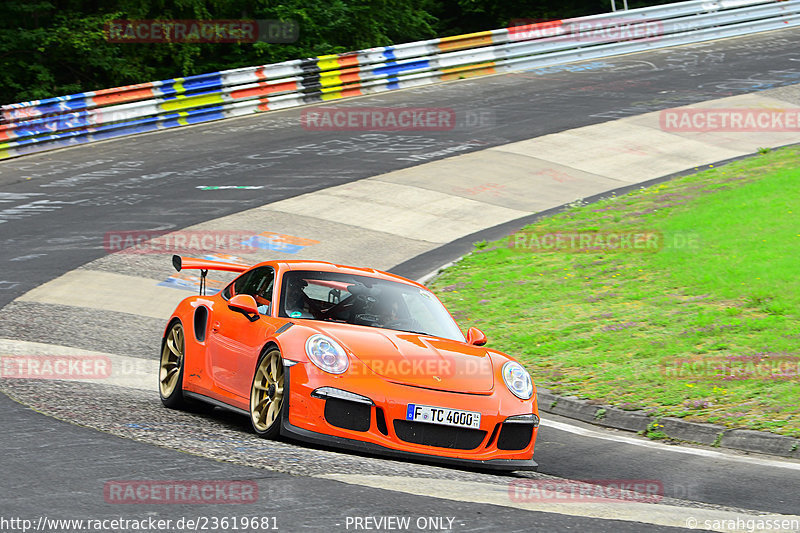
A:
249;348;286;438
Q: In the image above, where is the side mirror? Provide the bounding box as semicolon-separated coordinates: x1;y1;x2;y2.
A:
228;294;259;317
466;327;487;346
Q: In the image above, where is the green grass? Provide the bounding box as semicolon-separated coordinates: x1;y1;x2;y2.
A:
430;146;800;437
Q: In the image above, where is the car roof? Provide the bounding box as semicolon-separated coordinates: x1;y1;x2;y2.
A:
255;260;425;289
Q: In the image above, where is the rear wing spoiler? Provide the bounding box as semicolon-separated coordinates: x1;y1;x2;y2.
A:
172;255;250;274
172;255;251;295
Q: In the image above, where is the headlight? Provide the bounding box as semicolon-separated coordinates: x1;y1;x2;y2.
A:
502;361;533;399
305;334;349;374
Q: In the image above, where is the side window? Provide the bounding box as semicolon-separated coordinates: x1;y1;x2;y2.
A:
222;267;275;315
222;271;250;300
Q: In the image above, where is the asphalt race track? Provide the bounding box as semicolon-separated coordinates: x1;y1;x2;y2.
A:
2;29;800;532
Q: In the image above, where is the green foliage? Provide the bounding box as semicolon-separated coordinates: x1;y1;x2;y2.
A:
644;421;669;440
0;0;438;104
429;146;800;437
429;0;675;36
1;0;676;105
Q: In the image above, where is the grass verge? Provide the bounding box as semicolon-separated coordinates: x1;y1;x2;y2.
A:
430;146;800;437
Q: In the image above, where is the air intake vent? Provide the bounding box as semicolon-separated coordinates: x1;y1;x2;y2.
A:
324;398;371;432
393;420;486;450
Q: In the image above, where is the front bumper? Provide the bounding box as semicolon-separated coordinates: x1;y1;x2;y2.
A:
280;418;538;471
280;362;539;472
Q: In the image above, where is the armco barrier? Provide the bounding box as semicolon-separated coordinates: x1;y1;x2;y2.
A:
2;0;799;160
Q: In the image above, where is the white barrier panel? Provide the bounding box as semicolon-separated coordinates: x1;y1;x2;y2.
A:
1;0;798;160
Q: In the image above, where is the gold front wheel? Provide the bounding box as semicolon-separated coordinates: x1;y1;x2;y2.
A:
250;348;285;438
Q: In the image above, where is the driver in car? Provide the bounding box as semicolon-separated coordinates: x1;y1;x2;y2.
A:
284;278;316;319
375;289;423;333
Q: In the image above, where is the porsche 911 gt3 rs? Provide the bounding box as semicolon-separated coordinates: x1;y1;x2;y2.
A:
159;255;539;471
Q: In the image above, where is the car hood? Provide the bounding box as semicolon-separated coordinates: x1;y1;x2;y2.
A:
308;322;494;393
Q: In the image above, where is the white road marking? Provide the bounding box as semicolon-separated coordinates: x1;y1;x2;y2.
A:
318;474;800;533
541;418;800;470
15;269;185;319
0;339;155;391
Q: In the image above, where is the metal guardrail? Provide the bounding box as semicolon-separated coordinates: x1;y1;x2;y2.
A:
1;0;798;160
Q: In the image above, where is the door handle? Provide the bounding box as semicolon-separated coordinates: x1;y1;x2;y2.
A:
211;321;221;332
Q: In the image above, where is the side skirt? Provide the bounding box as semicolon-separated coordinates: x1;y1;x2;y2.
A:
183;391;250;417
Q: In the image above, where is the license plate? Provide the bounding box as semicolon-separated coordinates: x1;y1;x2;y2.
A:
406;404;481;429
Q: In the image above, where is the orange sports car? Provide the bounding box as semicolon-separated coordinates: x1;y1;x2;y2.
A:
159;255;539;471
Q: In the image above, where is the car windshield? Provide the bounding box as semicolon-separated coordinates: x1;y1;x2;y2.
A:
279;270;465;342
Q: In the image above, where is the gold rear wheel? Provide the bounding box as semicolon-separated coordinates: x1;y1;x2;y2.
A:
159;322;185;407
